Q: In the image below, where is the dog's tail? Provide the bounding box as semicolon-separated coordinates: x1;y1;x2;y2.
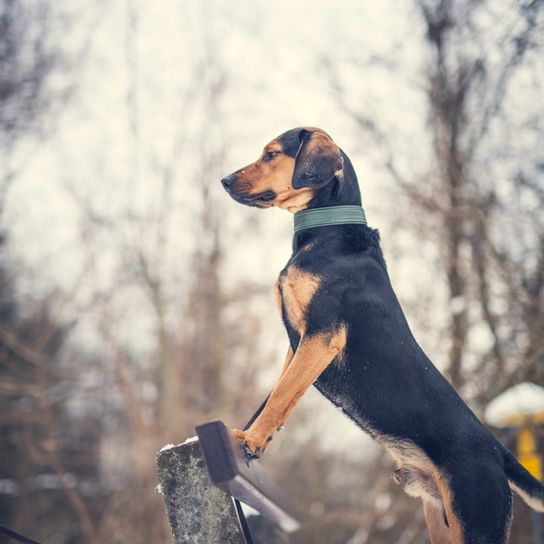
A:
503;450;544;512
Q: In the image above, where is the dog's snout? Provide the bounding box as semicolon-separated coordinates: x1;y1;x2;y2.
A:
221;174;236;188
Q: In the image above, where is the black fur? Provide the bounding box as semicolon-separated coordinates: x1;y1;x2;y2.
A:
282;150;502;457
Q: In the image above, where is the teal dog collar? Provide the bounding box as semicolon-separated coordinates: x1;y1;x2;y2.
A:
294;205;367;233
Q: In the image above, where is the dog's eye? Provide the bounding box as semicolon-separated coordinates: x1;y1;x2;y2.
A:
263;151;280;162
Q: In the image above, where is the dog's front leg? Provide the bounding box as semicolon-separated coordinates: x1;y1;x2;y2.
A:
233;327;346;457
279;346;294;378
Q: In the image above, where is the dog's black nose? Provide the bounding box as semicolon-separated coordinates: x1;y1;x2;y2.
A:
221;174;236;188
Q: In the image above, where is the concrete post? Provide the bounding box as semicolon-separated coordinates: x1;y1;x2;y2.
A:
156;439;245;544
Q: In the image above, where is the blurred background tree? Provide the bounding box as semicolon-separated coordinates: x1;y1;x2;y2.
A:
325;0;544;541
0;1;542;543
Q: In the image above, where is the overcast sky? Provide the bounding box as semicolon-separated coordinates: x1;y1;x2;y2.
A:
6;0;426;272
3;0;445;450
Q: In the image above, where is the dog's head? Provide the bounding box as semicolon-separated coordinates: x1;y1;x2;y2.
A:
221;127;343;212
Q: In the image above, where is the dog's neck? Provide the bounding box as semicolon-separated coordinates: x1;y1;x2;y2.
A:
305;150;362;210
290;151;369;248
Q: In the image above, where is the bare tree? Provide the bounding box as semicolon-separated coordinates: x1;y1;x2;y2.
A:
55;5;278;541
417;0;544;391
324;0;544;541
1;1;60;219
0;2;107;542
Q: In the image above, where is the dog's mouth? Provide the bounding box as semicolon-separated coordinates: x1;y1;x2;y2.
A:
228;189;276;208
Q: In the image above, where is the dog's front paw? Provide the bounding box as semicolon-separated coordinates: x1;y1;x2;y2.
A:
231;428;272;459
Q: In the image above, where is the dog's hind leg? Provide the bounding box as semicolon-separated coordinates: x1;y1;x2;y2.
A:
423;500;451;544
437;463;513;544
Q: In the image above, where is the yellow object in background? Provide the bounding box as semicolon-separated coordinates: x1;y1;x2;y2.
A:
519;454;542;480
518;427;537;456
517;427;542;480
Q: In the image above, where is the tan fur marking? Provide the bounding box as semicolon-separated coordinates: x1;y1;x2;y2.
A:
230;128;340;212
435;472;465;544
276;189;313;212
254;154;296;199
233;327;347;455
279;346;294;378
300;132;342;170
234;152;314;210
424;501;452;544
383;437;443;507
280;266;321;334
380;436;468;543
299;126;333;138
273;280;282;316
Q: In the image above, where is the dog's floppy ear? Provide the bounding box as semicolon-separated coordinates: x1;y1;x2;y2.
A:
292;129;343;189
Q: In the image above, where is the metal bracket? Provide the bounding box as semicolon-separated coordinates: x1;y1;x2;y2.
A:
195;420;300;534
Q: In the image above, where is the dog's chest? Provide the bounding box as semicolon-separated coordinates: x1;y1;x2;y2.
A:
275;265;321;337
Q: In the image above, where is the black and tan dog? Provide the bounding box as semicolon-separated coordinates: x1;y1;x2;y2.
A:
221;127;544;543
